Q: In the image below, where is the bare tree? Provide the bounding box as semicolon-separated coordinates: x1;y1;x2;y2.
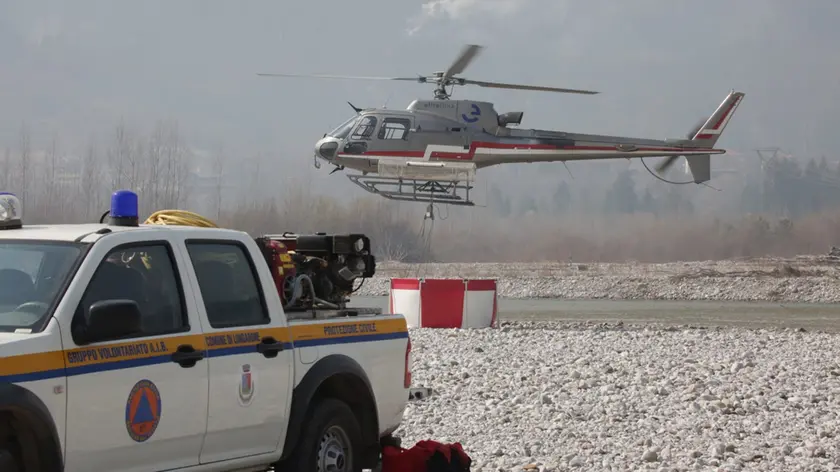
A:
145;121;165;210
377;237;411;262
175;147;193;208
250;153;263;200
275;180;310;227
128;136;144;192
44;134;59;219
237;153;264;208
211;142;226;219
160;123;175;207
107;119;131;190
18;123;31;206
156;119;190;208
80;137;100;220
1;147;10;190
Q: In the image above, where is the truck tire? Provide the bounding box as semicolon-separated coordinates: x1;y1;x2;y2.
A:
284;398;363;472
0;449;20;472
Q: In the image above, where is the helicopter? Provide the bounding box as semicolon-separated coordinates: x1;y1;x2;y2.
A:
258;44;745;207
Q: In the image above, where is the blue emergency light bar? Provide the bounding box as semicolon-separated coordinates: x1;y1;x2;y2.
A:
0;192;23;230
109;190;139;227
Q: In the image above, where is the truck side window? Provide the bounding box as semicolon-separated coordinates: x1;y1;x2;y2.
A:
185;241;269;329
73;243;187;341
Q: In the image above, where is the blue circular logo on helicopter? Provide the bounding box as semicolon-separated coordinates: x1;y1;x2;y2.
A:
461;104;481;123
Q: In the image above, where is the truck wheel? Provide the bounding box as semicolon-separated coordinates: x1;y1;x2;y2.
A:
287;398;363;472
0;449;20;472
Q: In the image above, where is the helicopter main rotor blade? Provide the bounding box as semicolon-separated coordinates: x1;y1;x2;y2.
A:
463;78;599;95
442;44;484;82
257;72;420;82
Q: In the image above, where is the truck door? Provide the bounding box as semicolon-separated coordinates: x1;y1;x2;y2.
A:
182;238;294;463
60;233;210;472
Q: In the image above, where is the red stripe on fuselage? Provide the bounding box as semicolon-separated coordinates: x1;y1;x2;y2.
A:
340;141;714;160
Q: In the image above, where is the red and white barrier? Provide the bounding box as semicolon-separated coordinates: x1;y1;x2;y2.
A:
389;278;498;329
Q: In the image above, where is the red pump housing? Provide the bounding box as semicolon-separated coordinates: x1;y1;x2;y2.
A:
254;237;296;306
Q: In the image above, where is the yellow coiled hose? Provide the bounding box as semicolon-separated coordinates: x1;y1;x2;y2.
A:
144;209;220;228
141;209;235;265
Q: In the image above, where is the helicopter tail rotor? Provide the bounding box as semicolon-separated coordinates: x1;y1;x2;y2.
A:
686;116;707;141
654;115;705;175
655;155;681;175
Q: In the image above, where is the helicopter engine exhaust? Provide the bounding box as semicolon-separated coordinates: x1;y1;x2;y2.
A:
498;112;523;127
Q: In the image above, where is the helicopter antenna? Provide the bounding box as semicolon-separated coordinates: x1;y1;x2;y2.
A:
347;101;362;114
257;44;600;101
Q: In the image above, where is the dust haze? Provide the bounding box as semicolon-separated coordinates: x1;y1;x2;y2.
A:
2;0;839;263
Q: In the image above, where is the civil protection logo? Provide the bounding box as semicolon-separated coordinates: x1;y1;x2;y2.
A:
238;364;255;406
125;379;162;442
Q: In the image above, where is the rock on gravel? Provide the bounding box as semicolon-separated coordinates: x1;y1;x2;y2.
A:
393;321;840;471
358;256;840;303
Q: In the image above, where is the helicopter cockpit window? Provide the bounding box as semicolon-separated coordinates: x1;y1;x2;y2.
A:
350;116;377;140
378;118;412;140
327;116;359;139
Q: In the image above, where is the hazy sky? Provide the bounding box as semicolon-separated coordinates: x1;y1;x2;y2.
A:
2;0;839;193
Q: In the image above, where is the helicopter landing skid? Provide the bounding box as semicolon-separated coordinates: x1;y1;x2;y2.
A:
345;159;477;206
346;175;475;206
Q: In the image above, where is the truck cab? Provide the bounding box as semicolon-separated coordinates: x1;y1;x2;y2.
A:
0;191;411;472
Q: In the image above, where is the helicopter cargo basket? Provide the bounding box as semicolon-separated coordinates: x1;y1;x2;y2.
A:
346;160;476;206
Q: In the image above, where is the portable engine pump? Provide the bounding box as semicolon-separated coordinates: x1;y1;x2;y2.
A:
254;232;375;312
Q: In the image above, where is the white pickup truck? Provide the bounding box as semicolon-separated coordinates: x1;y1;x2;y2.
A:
0;191;412;472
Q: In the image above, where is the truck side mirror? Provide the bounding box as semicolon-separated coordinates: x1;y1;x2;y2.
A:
79;299;143;344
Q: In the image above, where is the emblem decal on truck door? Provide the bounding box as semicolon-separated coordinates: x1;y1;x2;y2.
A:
125;379;162;442
238;364;255;406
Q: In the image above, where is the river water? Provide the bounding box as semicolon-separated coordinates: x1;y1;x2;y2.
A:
349;296;840;331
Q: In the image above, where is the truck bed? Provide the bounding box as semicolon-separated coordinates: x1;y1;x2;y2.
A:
284;306;384;321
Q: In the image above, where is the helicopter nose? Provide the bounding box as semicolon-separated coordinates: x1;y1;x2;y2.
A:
315;137;339;161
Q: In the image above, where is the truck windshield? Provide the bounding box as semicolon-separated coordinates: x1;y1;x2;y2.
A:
0;241;84;332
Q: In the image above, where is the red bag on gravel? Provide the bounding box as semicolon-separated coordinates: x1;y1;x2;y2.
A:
381;440;471;472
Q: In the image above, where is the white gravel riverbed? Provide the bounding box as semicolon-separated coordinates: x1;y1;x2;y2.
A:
393;321;840;471
359;255;840;303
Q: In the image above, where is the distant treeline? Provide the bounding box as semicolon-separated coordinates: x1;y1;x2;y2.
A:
486;152;840;221
2;121;839;263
